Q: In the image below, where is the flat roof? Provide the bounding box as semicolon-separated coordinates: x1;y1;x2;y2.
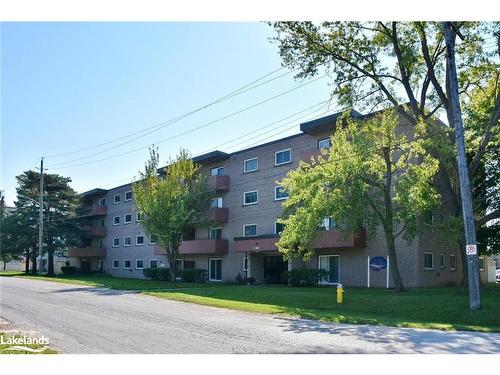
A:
300;110;364;135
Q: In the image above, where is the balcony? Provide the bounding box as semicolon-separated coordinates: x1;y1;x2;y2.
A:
207;207;228;223
234;228;366;253
300;149;327;163
155;239;228;255
81;225;107;237
208;175;230;192
68;247;106;258
78;205;107;218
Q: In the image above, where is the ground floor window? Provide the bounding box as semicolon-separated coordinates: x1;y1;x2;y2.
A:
149;259;158;268
439;253;445;269
124;259;131;269
242;257;248;271
136;259;144;269
424;252;434;270
479;257;485;271
209;258;222;281
450;254;457;271
318;255;340;284
184;260;195;269
112;260;119;269
97;260;103;272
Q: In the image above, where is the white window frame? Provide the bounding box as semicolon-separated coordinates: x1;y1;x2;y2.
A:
318;255;341;285
274;221;285;235
149;259;158;269
439;253;445;269
243;223;258;237
210;166;224;176
112;238;120;248
243;190;258;206
99;198;106;206
243;157;259;173
208;257;223;282
211;197;223;208
113;216;120;226
274;185;288;201
149;235;157;245
124;191;132;201
135;259;144;270
208;227;222;240
479;256;485;271
113;194;121;204
242;257;248;272
318;138;331;149
124;214;132;224
136;212;142;222
450;254;457;271
275;148;292;166
124;237;132;247
136;235;145;246
112;260;119;269
424;252;434;270
123;259;131;270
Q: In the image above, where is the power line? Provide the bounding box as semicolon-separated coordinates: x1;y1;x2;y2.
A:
44;64;297;160
47;74;328;170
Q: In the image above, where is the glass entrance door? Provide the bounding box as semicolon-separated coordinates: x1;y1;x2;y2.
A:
209;258;222;281
318;255;340;284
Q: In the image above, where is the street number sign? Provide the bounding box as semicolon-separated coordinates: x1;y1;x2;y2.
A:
465;244;477;256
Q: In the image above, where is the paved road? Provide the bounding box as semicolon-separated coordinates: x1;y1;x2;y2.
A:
1;277;499;354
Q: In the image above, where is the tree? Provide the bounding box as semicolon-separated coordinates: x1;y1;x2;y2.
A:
269;21;500;285
133;148;212;282
15;170;80;276
277;109;439;291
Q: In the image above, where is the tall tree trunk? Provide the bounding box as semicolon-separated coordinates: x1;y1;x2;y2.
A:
47;249;54;277
24;249;30;274
167;242;177;282
31;254;37;275
384;230;406;292
3;261;6;271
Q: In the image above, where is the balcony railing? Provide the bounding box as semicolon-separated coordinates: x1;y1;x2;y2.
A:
155;239;228;255
300;149;328;163
207;207;229;224
78;205;107;217
67;247;106;258
82;226;107;237
208;175;230;192
234;228;366;253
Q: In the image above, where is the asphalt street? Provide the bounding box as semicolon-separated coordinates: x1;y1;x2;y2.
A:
1;276;499;354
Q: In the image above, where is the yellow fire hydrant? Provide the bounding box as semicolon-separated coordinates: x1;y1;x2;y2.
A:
336;284;344;304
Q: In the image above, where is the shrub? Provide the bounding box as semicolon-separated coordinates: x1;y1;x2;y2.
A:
61;266;76;275
235;273;256;285
180;269;207;283
281;268;330;287
143;267;171;281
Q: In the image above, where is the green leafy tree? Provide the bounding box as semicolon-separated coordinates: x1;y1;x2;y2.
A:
133;148;212;282
15;170;80;276
270;21;500;284
277;109;439;292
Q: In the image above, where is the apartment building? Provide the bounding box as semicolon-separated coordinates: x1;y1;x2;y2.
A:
68;111;465;288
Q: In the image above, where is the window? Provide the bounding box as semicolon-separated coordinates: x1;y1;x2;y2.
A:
209;228;222;240
136;212;142;222
124;237;132;247
242;257;248;272
274;186;289;200
275;148;291;166
184;260;195;270
112;260;119;269
210;166;224;176
440;253;446;269
112;238;120;247
176;259;183;270
113;194;121;204
479;257;485;271
149;234;158;244
136;259;144;269
424;252;434;270
113;216;120;225
318;255;340;284
99;198;106;206
209;258;222;281
450;254;457;271
244;157;258;173
243;190;258;205
211;197;223;208
275;222;285;235
136;236;144;246
318;138;331;149
124;214;132;224
124;191;132;201
123;259;131;269
243;224;257;237
97;239;104;248
149;259;158;269
319;217;335;230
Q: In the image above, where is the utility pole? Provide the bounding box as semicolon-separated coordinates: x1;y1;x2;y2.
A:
443;22;481;310
38;157;44;275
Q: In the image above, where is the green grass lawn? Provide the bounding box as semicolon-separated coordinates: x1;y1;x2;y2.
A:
2;271;499;333
0;332;57;354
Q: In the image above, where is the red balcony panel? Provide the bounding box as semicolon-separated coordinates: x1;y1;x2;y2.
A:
300;149;328;163
207;207;228;223
68;247;106;258
313;228;366;249
208;175;230;191
156;240;228;255
234;236;279;253
82;226;107;237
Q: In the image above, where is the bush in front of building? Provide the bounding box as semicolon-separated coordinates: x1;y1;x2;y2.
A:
180;269;207;283
281;269;329;287
60;266;77;275
143;267;171;281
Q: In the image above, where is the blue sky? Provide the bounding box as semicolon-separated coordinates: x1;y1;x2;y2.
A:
1;22;333;205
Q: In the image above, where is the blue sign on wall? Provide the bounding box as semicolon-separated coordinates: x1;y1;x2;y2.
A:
370;256;387;271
